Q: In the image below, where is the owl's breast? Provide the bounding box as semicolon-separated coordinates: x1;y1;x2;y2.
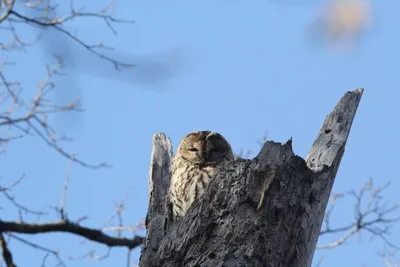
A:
170;160;216;217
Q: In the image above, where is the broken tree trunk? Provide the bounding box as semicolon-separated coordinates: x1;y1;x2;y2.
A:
139;88;364;267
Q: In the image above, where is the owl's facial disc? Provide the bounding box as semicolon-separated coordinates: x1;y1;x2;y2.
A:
188;147;204;164
179;137;204;164
178;131;233;165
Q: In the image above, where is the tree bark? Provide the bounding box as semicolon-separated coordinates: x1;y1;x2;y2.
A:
140;88;364;267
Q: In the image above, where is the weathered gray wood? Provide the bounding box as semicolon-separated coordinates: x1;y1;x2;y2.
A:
306;88;364;172
257;138;294;165
139;89;363;267
139;133;173;263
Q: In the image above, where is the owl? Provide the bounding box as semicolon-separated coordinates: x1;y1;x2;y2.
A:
170;131;234;219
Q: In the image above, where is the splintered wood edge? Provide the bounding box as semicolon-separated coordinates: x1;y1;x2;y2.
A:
256;139;294;165
147;132;173;223
305;88;364;172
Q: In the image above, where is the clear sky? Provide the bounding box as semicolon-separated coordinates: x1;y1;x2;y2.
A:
1;0;400;266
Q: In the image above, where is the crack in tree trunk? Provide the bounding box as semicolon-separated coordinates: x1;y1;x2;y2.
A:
140;88;364;267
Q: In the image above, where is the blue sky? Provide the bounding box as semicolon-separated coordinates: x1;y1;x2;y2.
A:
1;0;400;266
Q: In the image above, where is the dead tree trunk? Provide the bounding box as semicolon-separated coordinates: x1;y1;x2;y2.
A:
140;88;364;267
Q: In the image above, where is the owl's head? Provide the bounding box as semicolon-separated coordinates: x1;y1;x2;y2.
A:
176;131;234;165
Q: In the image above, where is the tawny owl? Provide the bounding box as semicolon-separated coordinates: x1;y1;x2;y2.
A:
170;131;234;218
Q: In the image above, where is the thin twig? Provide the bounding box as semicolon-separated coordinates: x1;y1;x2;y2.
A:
9;10;134;69
59;154;76;219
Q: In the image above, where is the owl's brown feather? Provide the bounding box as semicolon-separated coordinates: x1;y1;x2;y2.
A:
170;131;234;218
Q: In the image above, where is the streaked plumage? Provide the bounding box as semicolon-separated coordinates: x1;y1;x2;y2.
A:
170;131;234;218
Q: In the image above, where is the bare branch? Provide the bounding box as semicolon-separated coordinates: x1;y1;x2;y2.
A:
1;60;110;169
9;233;67;266
0;174;24;192
0;0;15;23
0;220;144;249
8;10;134;69
101;187;133;238
0;233;16;267
317;226;359;249
2;191;48;216
317;179;400;250
102;222;145;234
1;1;144;265
380;250;400;267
